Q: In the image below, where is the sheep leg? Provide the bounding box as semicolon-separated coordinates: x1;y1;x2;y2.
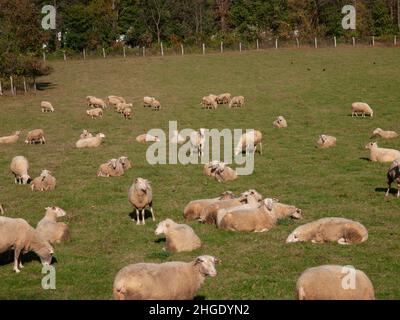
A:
141;209;145;225
13;248;22;273
135;209;140;225
338;238;350;245
150;204;155;222
259;142;263;155
385;186;391;197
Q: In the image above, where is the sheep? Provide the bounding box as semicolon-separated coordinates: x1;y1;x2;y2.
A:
118;156;132;171
31;170;56;191
213;162;238;183
41;101;54;112
10;156;31;184
286;217;368;245
76;133;106;149
170;130;186;145
155;219;201;253
365;142;400;163
271;202;302;219
371;128;398;139
351;102;373;117
128;178;155;225
97;159;124;177
86;108;103;119
234;130;263;155
216;93;232;104
122;107;132;119
36;206;70;244
386;160;400;197
80;129;93;139
87;96;107;109
113;255;218;300
25;129;45;144
0;204;4;215
201;96;217;109
316;134;337;149
136;134;160;144
0;216;54;273
296;265;375;300
143;96;155;107
151;99;161;111
107;95;126;108
116;102;133;113
203;160;221;177
183;191;236;221
190;128;206;156
0;131;21;144
273;116;287;128
229;96;245;108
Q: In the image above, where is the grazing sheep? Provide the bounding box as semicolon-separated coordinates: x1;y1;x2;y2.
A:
365;142;400;163
122;107;132;119
183;191;236;221
113;255;218;300
128;178;155;225
136;134;160;144
118;156;132;171
116;102;133;113
151;99;161;111
216;93;232;104
190;128;206;156
80;129;93;139
143;96;155;107
10;156;31;184
76;133;106;149
234;130;263;155
0;204;4;215
286;217;368;245
229;96;245;108
201;96;217;109
273;116;287;128
155;219;201;253
87;96;107;109
316;134;337;149
97;159;124;177
107;95;126;108
386;160;400;197
296;265;375;300
41;101;54;112
351;102;373;117
25;129;45;144
31;170;56;191
86;108;103;119
0;131;21;144
371;128;398;139
170;130;186;145
0;216;54;273
36;206;70;244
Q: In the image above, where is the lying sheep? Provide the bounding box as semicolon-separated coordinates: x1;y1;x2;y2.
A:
214;162;238;183
155;219;201;253
316;134;336;149
0;131;21;144
216;93;232;104
190;128;206;156
201;96;217;109
87;96;107;109
122;107;132;119
136;134;160;144
97;159;124;177
352;102;373;117
118;156;132;171
151;99;161;111
143;96;155;107
365;142;400;163
41;101;54;112
183;191;236;221
10;156;31;184
170;130;186;145
128;178;155;225
107;95;126;108
31;170;56;191
203;161;221;177
86;108;103;119
386;160;400;197
296;265;375;300
0;216;54;273
371;128;398;139
229;96;245;108
273;116;287;128
36;206;70;244
113;255;218;300
286;217;368;245
25;129;45;144
80;129;93;139
234;130;263;155
76;133;106;149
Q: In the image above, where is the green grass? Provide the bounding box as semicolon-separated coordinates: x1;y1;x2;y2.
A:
0;47;400;300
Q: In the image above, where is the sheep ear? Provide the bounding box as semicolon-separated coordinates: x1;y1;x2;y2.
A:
195;257;204;265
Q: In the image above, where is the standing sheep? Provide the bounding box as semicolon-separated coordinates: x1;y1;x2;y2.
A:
107;95;126;108
296;265;375;300
116;102;133;113
128;178;155;225
386;160;400;197
216;93;232;104
0;216;54;273
86;108;103;119
273;116;287;128
229;96;245;108
351;102;373;117
10;156;31;184
97;159;124;177
371;128;398;139
234;130;263;155
316;135;337;149
0;131;21;144
365;142;400;163
36;206;70;244
76;133;106;149
122;107;132;119
286;217;368;245
25;129;45;144
151;99;161;111
143;96;155;107
41;101;55;112
201;96;217;109
155;219;201;253
31;170;56;191
113;255;218;300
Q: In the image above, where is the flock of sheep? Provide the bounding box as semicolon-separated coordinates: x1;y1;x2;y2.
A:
0;93;395;300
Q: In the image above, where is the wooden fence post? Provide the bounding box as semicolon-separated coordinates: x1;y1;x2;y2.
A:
23;77;27;93
395;36;397;46
352;37;355;46
0;80;2;96
181;44;184;55
372;36;375;46
220;41;223;53
334;36;337;48
296;37;300;48
202;43;205;55
256;39;259;50
275;38;278;49
63;50;67;61
161;42;164;56
143;46;146;57
83;49;86;60
43;51;46;62
123;46;126;58
239;42;242;52
102;48;106;58
314;37;318;48
10;76;14;96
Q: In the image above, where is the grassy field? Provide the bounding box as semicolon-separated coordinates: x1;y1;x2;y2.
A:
0;47;400;300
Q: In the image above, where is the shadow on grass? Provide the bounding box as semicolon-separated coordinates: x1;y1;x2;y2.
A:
154;238;166;243
128;209;154;223
36;82;57;91
359;157;371;161
0;251;58;267
194;295;206;301
375;187;399;197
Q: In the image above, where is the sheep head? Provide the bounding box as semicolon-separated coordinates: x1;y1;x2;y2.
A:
135;177;150;192
194;255;219;277
365;142;377;149
45;206;66;218
154;218;174;235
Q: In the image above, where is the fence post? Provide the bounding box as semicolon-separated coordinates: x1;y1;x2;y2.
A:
275;38;278;49
314;37;318;48
143;46;145;57
352;37;355;46
0;80;2;96
296;37;300;48
181;44;184;55
83;49;86;60
43;51;46;62
239;42;242;52
372;36;375;46
220;41;223;53
202;43;205;55
123;46;126;58
23;77;27;93
10;76;14;96
256;39;259;50
334;36;337;48
63;50;67;61
102;48;106;58
395;36;397;46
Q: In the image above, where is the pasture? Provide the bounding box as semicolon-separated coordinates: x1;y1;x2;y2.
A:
0;47;399;299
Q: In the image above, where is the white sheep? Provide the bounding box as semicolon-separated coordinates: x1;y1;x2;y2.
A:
213;162;238;183
97;159;124;177
190;128;206;156
0;216;54;273
296;265;375;300
25;129;45;144
371;128;398;139
122;107;132;119
31;170;56;191
229;96;245;108
216;93;232;104
201;96;217;109
86;108;103;119
365;142;400;163
10;156;31;184
143;96;155;107
87;96;107;109
151;99;161;111
316;134;337;149
136;134;160;144
36;206;70;244
128;178;155;225
80;129;93;139
0;131;21;144
155;219;201;253
76;133;106;149
234;130;263;155
118;156;132;171
41;101;55;112
351;102;373;117
273;116;287;128
107;95;126;108
116;102;133;113
113;255;218;300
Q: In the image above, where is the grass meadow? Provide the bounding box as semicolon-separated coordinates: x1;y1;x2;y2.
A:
0;47;399;299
